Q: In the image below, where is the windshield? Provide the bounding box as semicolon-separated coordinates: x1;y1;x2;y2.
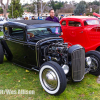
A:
27;27;61;39
84;20;99;26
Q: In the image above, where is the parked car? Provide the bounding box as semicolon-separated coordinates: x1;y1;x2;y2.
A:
60;16;100;76
0;21;7;31
0;20;100;95
60;16;100;51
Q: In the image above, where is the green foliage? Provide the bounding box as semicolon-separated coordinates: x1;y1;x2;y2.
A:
0;7;3;14
8;0;24;18
49;1;64;11
23;0;40;16
86;13;93;16
27;6;35;13
91;0;99;6
74;1;86;15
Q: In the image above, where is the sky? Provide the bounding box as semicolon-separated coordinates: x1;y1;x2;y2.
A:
2;0;100;5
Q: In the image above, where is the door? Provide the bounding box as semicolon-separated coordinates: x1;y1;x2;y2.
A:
63;20;86;46
4;26;37;69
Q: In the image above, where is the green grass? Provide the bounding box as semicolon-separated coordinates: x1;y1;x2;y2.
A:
0;57;100;100
0;32;3;36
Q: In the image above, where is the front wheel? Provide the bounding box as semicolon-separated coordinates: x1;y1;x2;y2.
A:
86;51;100;76
39;61;67;95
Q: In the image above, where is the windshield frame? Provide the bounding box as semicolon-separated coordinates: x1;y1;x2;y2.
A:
26;26;61;40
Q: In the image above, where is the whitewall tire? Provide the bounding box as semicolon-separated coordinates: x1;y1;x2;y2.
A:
39;61;67;95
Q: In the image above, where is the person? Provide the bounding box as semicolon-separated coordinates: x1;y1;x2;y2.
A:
60;15;64;20
80;13;82;16
32;16;35;20
45;9;63;35
45;9;59;23
83;13;86;16
25;17;28;20
72;14;74;16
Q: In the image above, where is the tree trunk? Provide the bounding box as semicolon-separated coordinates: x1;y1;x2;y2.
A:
3;8;7;18
0;0;9;18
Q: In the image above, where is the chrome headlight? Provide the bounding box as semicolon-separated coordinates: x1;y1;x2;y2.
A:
86;57;92;66
62;64;69;74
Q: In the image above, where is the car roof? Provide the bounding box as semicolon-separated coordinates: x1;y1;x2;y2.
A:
62;16;98;21
4;20;60;29
0;21;7;26
15;20;58;25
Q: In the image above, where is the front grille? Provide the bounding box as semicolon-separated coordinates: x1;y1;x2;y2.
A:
72;48;85;82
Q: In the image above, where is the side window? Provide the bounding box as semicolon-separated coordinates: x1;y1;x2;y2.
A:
61;21;66;26
4;27;9;36
9;27;24;40
68;21;81;27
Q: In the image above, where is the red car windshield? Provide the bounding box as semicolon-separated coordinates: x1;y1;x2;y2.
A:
84;20;99;26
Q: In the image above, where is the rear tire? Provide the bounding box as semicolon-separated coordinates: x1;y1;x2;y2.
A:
1;40;13;61
86;51;100;76
0;43;4;64
39;61;67;95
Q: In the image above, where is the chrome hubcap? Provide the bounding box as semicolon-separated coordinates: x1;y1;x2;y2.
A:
42;68;58;91
90;57;98;72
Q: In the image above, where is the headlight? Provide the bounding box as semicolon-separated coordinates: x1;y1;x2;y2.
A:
62;64;69;74
86;57;92;66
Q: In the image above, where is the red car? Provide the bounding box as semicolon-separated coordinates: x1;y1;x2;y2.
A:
60;16;100;76
60;16;100;52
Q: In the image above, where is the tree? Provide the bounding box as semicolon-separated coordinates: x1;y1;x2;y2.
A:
0;7;3;14
8;0;24;18
0;0;9;18
74;1;86;15
24;0;51;16
49;0;64;11
27;4;35;13
92;0;99;6
25;0;40;17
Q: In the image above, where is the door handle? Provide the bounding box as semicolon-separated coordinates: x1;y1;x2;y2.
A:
80;31;83;33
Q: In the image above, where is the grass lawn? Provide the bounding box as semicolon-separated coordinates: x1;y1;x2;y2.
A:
0;31;3;36
0;58;100;100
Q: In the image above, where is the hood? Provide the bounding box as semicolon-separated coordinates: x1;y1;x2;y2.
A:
90;25;100;32
84;25;100;31
36;37;63;46
93;12;100;17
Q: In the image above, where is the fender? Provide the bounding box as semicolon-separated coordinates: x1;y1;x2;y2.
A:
85;43;100;52
68;44;84;55
1;40;13;61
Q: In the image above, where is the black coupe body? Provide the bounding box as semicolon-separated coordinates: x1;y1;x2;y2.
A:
0;20;100;95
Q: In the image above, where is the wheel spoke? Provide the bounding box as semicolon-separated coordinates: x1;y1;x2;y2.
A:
90;56;98;72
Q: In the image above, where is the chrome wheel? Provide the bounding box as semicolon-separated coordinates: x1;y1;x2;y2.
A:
42;68;58;91
86;51;100;76
39;61;67;95
90;56;99;72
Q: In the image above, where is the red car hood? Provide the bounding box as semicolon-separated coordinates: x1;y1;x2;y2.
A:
84;25;100;31
93;12;100;17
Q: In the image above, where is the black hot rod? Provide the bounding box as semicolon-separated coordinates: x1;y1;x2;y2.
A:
0;20;100;95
